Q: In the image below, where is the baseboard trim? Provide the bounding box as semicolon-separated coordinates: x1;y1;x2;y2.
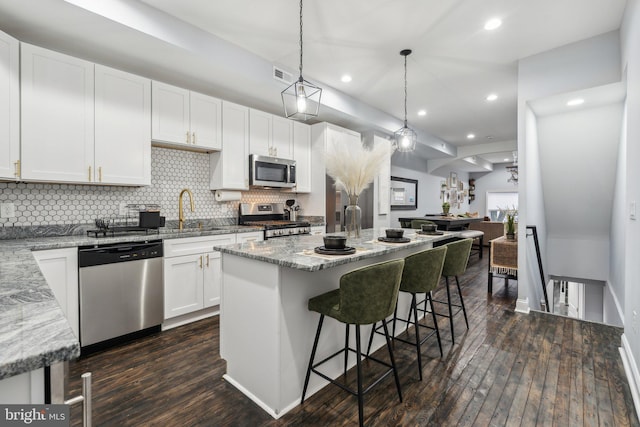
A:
515;297;530;314
161;307;219;331
222;374;300;419
620;333;640;420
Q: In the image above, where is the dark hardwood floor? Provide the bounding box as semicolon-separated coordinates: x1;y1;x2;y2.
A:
68;248;639;426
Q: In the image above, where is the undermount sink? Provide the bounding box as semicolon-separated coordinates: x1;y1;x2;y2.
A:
161;224;221;233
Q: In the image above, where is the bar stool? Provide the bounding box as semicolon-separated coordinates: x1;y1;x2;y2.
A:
459;229;484;259
367;246;448;380
432;238;473;344
301;259;405;427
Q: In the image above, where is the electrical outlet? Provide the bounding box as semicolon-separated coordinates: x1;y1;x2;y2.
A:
119;202;127;216
0;203;15;218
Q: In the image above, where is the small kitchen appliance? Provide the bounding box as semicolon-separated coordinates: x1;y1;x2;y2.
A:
238;203;310;239
249;155;296;188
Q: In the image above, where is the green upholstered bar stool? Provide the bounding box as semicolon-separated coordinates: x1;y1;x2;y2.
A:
367;246;448;381
410;219;436;230
301;259;405;427
432;238;473;344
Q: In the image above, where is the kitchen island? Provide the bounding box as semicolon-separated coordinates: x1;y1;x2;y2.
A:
214;228;458;418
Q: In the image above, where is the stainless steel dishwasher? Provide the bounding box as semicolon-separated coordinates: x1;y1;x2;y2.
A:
78;240;163;348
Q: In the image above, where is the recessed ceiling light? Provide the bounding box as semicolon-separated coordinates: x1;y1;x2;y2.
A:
484;18;502;31
467;133;476;139
341;74;352;83
417;109;427;116
567;98;584;106
486;93;498;102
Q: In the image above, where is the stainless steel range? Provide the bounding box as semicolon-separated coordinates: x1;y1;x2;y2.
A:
238;203;311;239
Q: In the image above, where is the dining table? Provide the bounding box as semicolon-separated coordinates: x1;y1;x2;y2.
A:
398;215;483;231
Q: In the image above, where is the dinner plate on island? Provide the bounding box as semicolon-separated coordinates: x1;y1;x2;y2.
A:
416;230;444;236
314;246;357;255
378;236;411;243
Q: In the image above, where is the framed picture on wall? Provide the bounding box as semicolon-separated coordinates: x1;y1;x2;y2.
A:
449;172;458;188
390;176;418;210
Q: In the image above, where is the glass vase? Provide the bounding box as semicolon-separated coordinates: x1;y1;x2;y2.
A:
345;194;361;238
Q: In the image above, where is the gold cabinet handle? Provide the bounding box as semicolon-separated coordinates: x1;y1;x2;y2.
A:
98;166;102;182
88;166;92;182
192;132;196;144
14;160;20;178
199;255;203;269
206;254;209;267
186;131;191;144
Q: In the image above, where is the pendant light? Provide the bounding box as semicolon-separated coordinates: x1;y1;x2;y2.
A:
281;0;322;121
393;49;417;152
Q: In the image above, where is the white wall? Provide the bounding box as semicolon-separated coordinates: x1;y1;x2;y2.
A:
390;155;469;228
517;31;622;312
620;0;640;413
469;166;518;217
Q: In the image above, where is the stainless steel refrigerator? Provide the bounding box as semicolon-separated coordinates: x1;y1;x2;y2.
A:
325;175;374;233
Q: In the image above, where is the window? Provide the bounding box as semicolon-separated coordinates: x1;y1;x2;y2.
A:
486;191;518;221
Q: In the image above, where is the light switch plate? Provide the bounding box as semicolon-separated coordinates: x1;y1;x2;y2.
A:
0;203;15;218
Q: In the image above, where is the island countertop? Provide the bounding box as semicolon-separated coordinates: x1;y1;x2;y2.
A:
214;228;459;272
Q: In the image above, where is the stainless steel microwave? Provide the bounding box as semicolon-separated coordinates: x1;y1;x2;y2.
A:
249;154;296;188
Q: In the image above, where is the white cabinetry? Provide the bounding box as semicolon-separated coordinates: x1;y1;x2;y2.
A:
21;43;94;183
236;231;264;243
309;226;325;235
151;81;221;151
163;234;235;321
32;248;79;338
292;121;311;193
249;109;293;159
210;101;249;190
21;43;151;185
95;65;151;185
0;30;19;180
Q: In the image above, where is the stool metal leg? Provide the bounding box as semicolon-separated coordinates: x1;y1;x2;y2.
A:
455;276;469;328
382;319;403;402
428;292;443;357
445;276;455;344
344;324;350;376
411;294;423;381
365;322;376;356
355;325;364;427
301;314;324;404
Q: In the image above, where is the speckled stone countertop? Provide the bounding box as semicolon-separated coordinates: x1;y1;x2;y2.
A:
214;228;459;272
0;225;262;380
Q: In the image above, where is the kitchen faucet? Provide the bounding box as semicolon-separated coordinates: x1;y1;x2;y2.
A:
178;188;195;230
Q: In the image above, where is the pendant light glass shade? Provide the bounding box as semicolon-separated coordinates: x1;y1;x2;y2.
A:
392;49;417;152
282;0;322;120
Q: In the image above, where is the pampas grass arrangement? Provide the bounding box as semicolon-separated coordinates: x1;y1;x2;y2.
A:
324;138;389;197
325;138;389;237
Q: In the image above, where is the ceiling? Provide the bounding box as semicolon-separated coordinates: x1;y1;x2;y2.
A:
0;0;629;166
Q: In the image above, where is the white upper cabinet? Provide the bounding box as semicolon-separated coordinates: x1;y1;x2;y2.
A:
249;109;293;159
152;81;221;151
292;121;311;193
95;65;151;185
0;30;19;180
210;101;249;190
21;43;95;183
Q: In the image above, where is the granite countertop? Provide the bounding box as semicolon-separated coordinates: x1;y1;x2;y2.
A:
214;228;459;272
0;225;262;380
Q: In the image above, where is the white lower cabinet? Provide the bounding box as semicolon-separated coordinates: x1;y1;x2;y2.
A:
309;225;325;235
236;231;264;243
163;234;235;321
32;247;79;338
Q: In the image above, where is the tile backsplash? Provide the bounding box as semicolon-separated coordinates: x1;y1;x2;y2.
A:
0;147;295;227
